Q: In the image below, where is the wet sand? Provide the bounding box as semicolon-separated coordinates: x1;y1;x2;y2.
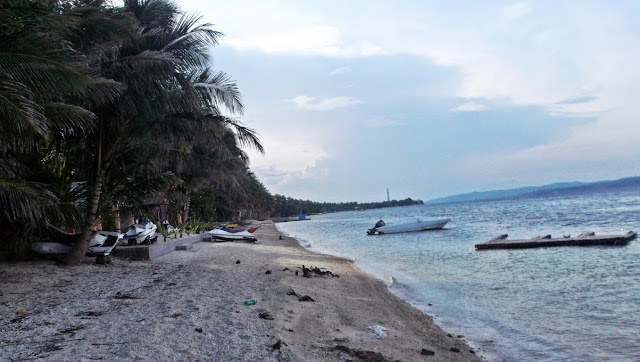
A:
0;221;482;361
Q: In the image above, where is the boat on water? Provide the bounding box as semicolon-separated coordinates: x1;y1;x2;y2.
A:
31;230;123;256
208;228;257;242
367;218;450;235
121;220;157;245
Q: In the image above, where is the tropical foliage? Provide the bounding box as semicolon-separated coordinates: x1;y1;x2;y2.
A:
0;0;272;263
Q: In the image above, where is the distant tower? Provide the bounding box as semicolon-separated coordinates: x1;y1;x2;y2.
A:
387;188;390;202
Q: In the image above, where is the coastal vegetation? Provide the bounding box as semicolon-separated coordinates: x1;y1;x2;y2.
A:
0;0;270;263
271;195;423;216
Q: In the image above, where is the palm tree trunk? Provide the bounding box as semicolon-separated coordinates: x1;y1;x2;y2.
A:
63;120;104;266
182;189;191;225
63;173;102;265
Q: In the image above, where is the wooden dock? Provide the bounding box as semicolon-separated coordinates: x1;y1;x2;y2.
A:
475;231;637;250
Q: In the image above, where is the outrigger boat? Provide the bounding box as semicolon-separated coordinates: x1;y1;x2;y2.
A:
208;228;257;242
367;218;450;235
31;230;123;256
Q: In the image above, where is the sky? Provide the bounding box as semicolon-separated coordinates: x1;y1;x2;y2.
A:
179;0;640;202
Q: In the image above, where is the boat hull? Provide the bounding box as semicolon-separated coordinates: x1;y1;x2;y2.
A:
208;229;257;241
374;218;450;234
32;231;122;256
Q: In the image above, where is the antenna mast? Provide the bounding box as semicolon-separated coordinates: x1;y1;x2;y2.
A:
387;188;390;202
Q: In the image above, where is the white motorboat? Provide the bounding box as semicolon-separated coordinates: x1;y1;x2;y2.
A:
121;220;157;246
31;231;123;256
367;218;450;235
208;228;257;242
86;231;123;256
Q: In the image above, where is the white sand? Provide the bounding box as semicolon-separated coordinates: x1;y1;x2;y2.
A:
0;221;482;361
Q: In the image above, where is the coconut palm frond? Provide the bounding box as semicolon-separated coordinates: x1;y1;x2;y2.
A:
210;115;264;154
192;69;244;115
0;79;49;137
0;175;61;223
44;103;97;135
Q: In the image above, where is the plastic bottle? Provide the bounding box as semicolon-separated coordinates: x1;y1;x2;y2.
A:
244;299;257;306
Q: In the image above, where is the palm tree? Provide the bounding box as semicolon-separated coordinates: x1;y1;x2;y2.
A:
0;0;122;257
63;0;263;265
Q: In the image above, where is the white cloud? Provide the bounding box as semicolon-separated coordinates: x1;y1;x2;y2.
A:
227;26;381;57
285;95;365;111
450;102;489;112
501;2;533;20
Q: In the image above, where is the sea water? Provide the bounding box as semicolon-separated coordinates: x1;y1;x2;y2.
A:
275;186;640;361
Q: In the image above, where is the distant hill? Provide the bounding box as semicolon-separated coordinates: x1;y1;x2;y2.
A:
426;176;640;205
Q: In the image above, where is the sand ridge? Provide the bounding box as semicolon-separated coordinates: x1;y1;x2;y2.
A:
0;221;482;361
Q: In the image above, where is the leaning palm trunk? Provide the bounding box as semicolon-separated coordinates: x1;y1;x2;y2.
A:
182;189;191;225
63;172;102;265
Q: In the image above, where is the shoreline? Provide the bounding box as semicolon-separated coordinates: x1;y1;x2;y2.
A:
1;221;481;361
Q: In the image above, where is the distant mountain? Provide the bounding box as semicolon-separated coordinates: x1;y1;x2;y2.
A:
426;176;640;205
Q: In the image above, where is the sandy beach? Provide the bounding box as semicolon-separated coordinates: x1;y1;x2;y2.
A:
1;221;481;361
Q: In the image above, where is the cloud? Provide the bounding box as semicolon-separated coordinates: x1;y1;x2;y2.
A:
285;95;365;111
329;67;351;76
501;2;533;20
227;26;382;57
450;102;489;112
556;96;599;105
364;116;406;128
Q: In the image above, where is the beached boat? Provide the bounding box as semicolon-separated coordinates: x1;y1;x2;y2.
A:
214;225;260;233
31;231;123;256
121;220;157;246
208;228;257;242
367;218;450;235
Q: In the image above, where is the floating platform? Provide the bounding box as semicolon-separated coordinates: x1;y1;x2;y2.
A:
475;231;637;250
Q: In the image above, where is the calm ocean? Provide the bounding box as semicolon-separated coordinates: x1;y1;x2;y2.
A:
275;186;640;361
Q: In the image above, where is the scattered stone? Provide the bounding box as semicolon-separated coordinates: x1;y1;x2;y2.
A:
450;347;461;353
283;267;290;271
272;340;283;349
195;328;203;333
235;260;241;264
469;350;476;354
96;256;112;265
331;345;389;362
295;271;298;276
76;310;104;317
421;348;435;355
265;270;272;274
447;333;453;337
457;335;465;338
428;303;432;306
279;236;284;240
169;313;182;318
114;292;137;299
259;312;274;320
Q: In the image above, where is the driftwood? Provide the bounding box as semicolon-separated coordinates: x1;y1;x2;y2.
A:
287;287;315;302
301;265;339;278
